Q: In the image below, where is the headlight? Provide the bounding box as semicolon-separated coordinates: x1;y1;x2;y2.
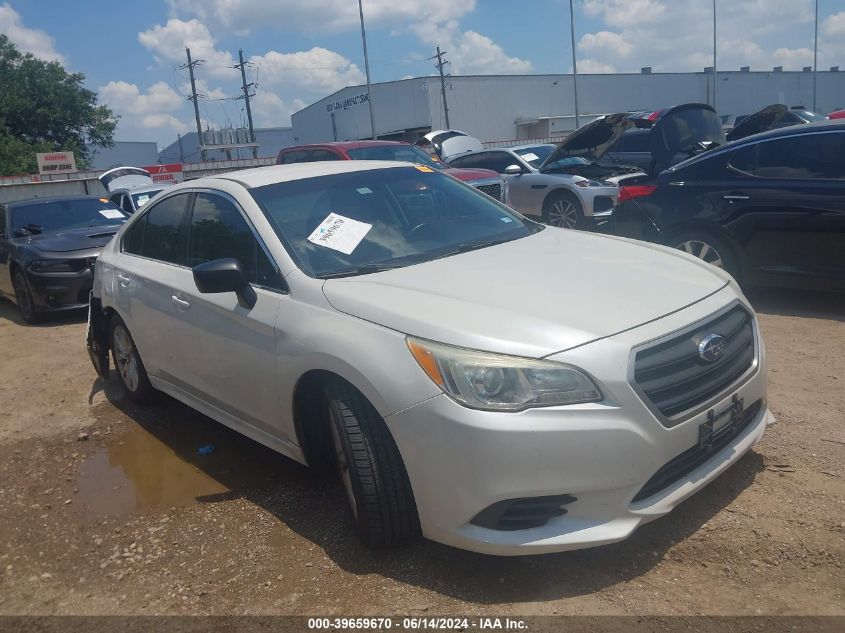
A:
407;337;601;411
28;259;85;273
574;179;608;188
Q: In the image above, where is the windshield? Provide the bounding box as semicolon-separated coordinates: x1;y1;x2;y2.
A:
250;166;540;278
542;156;591;170
792;110;826;122
131;190;163;209
346;145;442;170
514;146;554;168
10;198;126;236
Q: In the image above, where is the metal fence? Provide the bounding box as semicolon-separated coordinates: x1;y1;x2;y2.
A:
482;136;567;149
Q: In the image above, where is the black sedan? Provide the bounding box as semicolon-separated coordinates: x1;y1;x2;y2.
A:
612;115;845;292
0;196;127;323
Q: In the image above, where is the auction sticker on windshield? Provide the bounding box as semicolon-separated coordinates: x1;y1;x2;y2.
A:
307;212;372;255
99;209;125;219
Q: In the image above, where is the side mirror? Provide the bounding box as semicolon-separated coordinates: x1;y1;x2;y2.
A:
504;164;523;175
192;258;257;309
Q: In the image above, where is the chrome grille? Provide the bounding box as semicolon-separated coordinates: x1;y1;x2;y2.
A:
473;183;503;201
632;304;756;422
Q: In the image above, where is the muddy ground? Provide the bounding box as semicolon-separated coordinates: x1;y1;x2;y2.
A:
0;289;842;617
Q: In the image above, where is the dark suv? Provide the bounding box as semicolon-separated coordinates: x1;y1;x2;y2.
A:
613;119;845;292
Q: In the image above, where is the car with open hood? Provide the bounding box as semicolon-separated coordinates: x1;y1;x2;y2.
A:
0;196;127;323
414;129;483;161
276;140;508;205
86;159;773;555
99;166;169;214
446;143;620;230
613;104;845;291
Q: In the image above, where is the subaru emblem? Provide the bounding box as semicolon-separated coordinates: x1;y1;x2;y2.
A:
698;333;726;362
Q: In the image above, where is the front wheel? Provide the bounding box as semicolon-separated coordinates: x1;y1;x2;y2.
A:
323;379;420;548
13;270;41;325
543;192;584;229
110;316;155;403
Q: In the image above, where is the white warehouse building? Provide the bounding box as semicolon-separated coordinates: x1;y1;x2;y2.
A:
290;69;845;145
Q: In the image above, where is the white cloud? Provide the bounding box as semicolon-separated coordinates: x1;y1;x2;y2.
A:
98;80;190;143
138;18;234;77
578;59;617;74
251;47;366;94
249;92;307;128
0;2;65;63
573;0;840;73
167;0;476;34
412;20;532;75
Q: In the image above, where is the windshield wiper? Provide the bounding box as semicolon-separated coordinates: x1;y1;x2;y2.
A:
318;260;416;279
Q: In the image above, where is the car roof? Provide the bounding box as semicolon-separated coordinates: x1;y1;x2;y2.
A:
283;140;406;151
189;160;409;189
504;143;556;151
6;195;108;208
730;117;845;144
113;184;167;195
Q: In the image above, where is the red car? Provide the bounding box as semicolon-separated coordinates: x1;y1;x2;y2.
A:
828;109;845;120
276;140;509;205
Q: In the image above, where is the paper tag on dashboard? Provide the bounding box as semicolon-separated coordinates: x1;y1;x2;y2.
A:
99;209;125;219
521;152;539;162
136;195;150;206
307;212;372;255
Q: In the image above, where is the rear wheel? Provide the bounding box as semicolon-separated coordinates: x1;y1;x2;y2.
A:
323;378;420;548
110;316;155;403
13;270;41;325
670;230;740;280
543;192;584;229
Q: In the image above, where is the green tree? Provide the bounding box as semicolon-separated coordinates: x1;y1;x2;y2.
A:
0;35;117;176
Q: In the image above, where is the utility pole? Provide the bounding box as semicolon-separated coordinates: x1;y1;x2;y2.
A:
428;46;451;128
180;47;205;161
813;0;819;112
357;0;377;140
712;0;717;112
569;0;580;129
233;49;258;158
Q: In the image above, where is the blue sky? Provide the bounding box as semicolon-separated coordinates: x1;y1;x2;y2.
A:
3;0;844;148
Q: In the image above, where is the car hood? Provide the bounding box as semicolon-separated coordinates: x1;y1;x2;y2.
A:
322;229;729;358
649;103;725;174
20;225;121;253
725;104;788;141
441;167;500;182
99;166;154;192
542;113;634;166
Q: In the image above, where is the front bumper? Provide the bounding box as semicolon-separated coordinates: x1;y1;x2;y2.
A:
26;268;95;312
386;291;770;555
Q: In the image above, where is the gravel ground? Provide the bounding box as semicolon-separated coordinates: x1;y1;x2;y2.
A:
0;288;842;616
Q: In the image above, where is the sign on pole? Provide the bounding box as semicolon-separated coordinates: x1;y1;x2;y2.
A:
36;151;77;175
141;163;184;184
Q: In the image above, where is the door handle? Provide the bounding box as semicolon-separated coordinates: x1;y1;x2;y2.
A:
116;273;131;286
723;194;750;200
171;295;191;310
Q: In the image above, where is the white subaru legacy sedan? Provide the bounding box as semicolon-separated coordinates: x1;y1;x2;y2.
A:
86;160;773;555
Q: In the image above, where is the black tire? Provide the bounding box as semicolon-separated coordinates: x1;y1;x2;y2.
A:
323;378;420;548
12;269;42;325
109;315;155;403
669;229;741;281
543;191;584;229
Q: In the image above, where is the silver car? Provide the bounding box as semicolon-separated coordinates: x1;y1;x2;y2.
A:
86;160;772;555
448;144;626;229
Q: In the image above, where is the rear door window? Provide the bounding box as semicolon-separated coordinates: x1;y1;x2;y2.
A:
488;152;517;173
449;153;489;169
730;133;845;180
311;149;341;161
123;193;190;265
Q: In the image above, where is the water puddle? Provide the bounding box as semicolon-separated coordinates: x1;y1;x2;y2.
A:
76;403;302;521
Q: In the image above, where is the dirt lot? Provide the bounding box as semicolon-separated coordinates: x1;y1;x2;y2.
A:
0;288;842;617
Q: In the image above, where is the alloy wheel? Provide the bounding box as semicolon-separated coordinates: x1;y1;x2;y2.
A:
548;199;579;229
13;273;34;322
112;325;140;392
677;239;724;269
